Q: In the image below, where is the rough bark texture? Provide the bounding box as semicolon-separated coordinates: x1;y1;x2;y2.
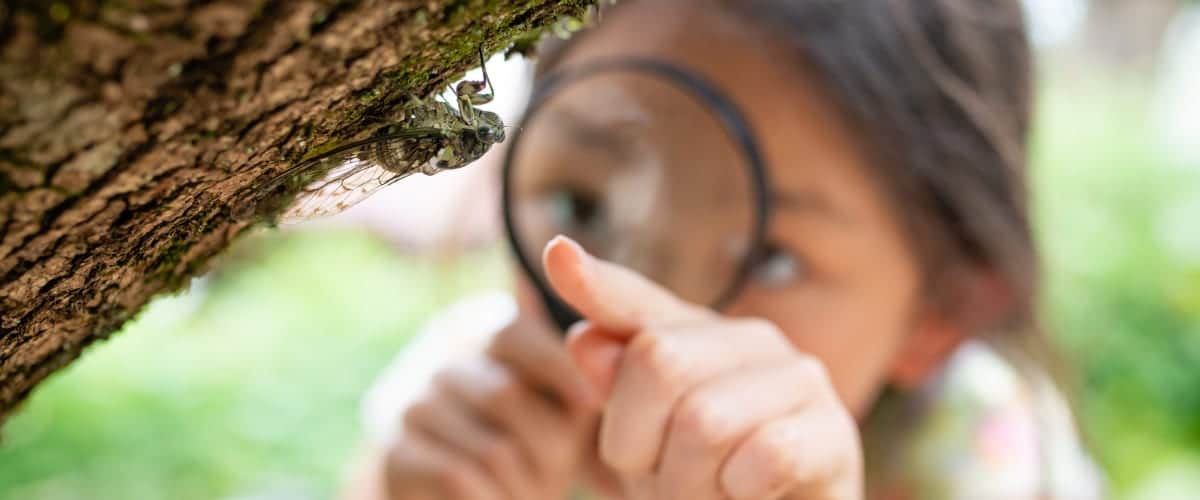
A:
0;0;589;419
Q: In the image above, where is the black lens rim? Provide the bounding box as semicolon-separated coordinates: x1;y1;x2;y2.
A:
501;58;772;332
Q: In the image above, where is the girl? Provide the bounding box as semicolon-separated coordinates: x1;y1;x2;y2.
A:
347;0;1103;498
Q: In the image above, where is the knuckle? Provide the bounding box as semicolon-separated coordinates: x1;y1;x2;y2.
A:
432;463;472;494
484;372;522;408
479;438;517;471
737;317;788;344
488;323;521;354
754;424;803;480
734;422;801;484
792;354;830;385
739;317;781;336
626;331;687;388
401;400;432;430
673;392;738;446
430;369;456;393
384;443;437;494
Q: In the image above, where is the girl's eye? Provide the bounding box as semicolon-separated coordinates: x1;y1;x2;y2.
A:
750;244;806;288
548;188;602;231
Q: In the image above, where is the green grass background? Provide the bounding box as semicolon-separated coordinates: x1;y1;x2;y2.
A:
0;77;1197;499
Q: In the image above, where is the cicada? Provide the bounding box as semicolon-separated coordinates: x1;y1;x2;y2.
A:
257;48;505;222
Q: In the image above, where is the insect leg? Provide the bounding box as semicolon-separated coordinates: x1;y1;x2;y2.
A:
455;48;495;107
473;46;495;105
420;144;457;175
436;144;457;166
455;86;477;125
453;47;497;126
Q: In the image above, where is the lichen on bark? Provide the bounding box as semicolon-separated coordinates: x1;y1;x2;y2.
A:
0;0;591;420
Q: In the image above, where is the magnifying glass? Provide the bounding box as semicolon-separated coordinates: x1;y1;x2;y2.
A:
502;59;771;332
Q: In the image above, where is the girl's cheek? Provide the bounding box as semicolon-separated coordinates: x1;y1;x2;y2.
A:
734;289;911;416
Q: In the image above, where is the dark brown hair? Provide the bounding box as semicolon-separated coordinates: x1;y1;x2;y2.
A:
730;0;1038;327
721;0;1063;383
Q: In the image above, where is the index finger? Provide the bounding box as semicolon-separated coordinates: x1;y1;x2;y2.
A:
541;235;709;335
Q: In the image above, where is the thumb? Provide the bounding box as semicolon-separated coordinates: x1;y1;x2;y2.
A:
564;321;625;399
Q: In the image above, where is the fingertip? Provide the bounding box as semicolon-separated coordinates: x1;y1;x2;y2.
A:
545;234;584;257
542;235;592;300
542;235;586;268
542;235;700;333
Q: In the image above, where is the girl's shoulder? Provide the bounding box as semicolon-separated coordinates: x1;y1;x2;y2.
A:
866;341;1106;500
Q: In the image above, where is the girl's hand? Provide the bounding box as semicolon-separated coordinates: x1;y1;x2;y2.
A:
544;236;864;500
380;314;599;500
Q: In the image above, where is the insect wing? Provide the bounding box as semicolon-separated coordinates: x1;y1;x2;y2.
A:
273;129;445;223
281;156;400;222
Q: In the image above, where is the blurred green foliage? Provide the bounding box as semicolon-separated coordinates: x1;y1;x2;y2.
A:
0;233;509;500
1032;77;1200;495
0;76;1197;499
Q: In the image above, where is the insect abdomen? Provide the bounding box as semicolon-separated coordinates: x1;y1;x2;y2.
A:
373;135;438;175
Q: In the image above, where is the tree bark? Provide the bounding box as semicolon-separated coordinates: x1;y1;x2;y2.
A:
0;0;588;419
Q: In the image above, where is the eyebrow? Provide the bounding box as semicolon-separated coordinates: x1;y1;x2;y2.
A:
544;108;646;160
542;107;848;223
770;190;847;222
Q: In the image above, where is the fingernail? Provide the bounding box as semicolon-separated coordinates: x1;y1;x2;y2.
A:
566;319;592;338
550;234;593;268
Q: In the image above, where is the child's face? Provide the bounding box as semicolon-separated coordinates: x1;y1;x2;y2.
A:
514;0;949;416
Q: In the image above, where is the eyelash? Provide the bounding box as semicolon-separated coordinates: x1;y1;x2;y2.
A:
749;243;807;288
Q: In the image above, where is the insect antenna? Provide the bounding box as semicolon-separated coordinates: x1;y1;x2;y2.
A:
477;46;495;101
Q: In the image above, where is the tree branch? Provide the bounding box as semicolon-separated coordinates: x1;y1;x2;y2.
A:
0;0;590;419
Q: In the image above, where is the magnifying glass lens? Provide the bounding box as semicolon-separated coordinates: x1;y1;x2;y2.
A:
507;70;757;307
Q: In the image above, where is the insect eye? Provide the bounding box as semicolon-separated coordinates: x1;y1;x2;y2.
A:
478;126;493;138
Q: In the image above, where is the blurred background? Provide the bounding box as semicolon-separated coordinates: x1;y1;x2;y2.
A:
2;0;1199;498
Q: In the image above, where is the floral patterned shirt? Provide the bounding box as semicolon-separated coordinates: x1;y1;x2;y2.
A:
863;341;1105;499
